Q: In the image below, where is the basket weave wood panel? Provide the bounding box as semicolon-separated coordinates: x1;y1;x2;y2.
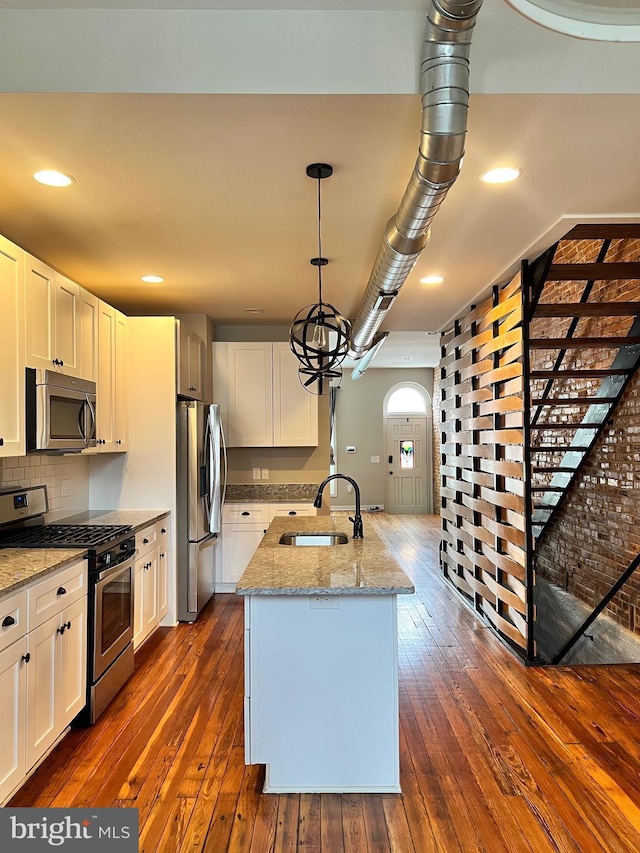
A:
440;274;530;655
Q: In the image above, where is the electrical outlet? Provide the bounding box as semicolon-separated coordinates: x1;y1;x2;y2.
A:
310;594;339;610
371;456;380;463
253;467;261;480
261;468;269;480
61;478;72;497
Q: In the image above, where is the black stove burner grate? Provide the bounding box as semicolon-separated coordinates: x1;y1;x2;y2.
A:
0;524;133;549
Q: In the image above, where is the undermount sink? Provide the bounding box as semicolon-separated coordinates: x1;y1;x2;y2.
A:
278;531;349;546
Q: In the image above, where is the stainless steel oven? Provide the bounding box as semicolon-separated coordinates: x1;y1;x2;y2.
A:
26;367;96;453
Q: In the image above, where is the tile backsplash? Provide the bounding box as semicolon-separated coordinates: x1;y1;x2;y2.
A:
0;454;90;520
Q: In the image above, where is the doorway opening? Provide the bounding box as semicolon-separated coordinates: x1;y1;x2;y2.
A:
383;382;433;514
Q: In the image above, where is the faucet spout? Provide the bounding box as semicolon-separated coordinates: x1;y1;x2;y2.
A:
313;474;364;540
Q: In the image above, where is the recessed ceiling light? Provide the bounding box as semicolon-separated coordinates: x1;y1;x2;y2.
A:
243;308;264;314
33;170;75;187
480;167;522;184
140;275;164;283
420;275;444;285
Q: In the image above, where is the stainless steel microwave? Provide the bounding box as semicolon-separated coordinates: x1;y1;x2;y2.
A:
26;368;97;453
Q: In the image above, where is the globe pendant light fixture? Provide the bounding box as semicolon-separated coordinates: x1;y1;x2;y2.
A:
289;163;351;396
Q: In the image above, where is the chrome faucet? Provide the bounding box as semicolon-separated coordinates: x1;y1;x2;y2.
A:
313;474;364;540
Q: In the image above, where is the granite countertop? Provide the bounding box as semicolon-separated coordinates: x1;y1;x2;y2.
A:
56;509;170;532
225;484;318;503
0;548;87;598
236;516;414;596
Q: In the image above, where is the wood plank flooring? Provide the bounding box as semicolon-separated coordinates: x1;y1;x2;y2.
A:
10;513;640;851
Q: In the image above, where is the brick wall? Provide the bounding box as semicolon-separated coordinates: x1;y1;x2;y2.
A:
533;236;640;635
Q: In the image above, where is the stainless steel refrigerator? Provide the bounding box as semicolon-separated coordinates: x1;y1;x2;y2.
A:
176;401;226;622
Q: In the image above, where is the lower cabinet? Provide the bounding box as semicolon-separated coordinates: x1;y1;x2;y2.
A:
0;559;87;805
217;503;316;591
133;517;170;651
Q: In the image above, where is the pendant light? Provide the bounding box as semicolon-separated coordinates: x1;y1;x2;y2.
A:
289;163;351;396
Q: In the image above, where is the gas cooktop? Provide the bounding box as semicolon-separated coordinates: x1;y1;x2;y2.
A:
0;524;133;549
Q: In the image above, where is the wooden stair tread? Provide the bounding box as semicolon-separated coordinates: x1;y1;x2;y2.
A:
529;446;590;452
529;337;640;349
534;303;640;318
531;397;616;406
530;368;630;378
529;422;598;430
533;466;579;473
546;263;640;281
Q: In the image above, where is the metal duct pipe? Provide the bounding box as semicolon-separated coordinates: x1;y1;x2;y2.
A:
348;0;484;359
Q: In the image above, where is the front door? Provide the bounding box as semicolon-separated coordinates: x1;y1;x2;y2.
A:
385;417;429;514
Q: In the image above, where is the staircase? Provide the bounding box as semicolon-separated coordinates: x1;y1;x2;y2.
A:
523;224;640;544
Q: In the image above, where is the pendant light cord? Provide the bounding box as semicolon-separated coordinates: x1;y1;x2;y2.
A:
317;175;323;305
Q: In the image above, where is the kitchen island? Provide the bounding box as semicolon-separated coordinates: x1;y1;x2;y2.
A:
236;515;414;794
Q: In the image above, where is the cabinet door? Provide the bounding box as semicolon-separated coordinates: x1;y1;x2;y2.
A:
0;637;27;803
157;523;169;621
142;551;159;637
97;301;115;450
25;615;58;770
189;332;203;400
58;596;87;729
272;343;318;447
133;560;145;651
54;274;81;377
226;343;272;447
114;310;127;450
25;256;55;372
221;523;266;585
79;288;99;383
0;235;26;457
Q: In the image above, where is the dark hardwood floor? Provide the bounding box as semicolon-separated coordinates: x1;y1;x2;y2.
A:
10;514;640;851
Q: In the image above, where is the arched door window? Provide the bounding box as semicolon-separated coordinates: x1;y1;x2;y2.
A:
384;382;431;416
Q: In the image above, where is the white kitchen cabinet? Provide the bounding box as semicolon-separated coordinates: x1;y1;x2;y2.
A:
79;288;99;384
213;342;318;448
177;321;204;400
133;520;169;649
25;256;82;378
96;301;128;452
269;503;317;522
25;561;88;772
0;637;28;804
0;235;26;458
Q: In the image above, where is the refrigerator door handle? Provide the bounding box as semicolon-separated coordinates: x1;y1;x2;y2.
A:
209;405;223;534
220;417;228;510
203;410;213;525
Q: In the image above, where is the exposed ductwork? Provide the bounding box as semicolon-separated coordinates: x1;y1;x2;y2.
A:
348;0;484;360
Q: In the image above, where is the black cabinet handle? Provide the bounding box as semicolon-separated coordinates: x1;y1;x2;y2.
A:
57;586;67;596
116;440;122;445
143;538;149;544
161;528;166;534
57;624;66;635
160;552;165;559
288;511;297;516
2;615;16;627
21;653;30;664
0;438;4;447
65;621;71;630
60;360;64;367
241;511;250;516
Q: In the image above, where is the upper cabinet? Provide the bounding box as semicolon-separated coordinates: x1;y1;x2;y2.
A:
0;235;26;458
78;289;99;384
213;342;318;448
25;257;82;378
177;321;204;400
96;302;127;452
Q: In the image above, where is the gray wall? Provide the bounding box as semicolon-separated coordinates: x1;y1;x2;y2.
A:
334;367;433;508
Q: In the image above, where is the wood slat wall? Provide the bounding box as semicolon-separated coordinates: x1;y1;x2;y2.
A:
440;274;530;657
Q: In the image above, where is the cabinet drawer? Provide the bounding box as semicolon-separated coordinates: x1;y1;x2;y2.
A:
0;589;28;653
222;504;269;525
269;504;316;522
28;560;87;631
136;524;158;559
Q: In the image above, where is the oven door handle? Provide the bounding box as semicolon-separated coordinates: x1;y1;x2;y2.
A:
96;554;136;582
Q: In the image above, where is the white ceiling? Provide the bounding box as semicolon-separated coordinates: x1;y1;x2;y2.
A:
0;1;639;368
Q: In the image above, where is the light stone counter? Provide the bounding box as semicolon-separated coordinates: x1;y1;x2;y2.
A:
56;509;169;532
236;515;414;596
0;548;87;597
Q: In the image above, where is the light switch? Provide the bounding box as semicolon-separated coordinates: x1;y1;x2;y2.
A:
261;468;269;480
371;456;380;463
253;467;261;480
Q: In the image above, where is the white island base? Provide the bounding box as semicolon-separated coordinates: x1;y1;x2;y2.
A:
244;593;401;794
